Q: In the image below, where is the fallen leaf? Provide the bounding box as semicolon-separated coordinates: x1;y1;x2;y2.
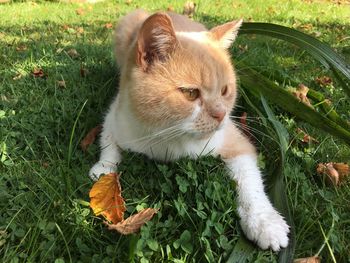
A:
183;1;196;17
89;173;126;223
332;162;349;178
294;256;320;263
16;44;27;51
317;162;349;186
292;84;313;108
80;125;102;152
67;48;80;58
105;208;159;234
296;128;319;144
299;23;313;31
76;27;84;34
104;23;113;29
76;8;85;15
315;76;332;87
80;66;89;77
57;80;66;88
317;163;339;186
32;68;46;78
62;24;70;31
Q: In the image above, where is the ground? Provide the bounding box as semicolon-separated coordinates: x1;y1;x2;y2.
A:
0;0;349;262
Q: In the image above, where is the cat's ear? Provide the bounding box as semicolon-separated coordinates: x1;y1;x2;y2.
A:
136;12;177;71
209;19;243;49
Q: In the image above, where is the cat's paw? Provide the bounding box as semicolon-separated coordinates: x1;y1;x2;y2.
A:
239;207;289;251
89;161;117;181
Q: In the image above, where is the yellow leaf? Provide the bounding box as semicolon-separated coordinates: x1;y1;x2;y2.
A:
105;208;158;235
89;173;126;224
294;256;320;263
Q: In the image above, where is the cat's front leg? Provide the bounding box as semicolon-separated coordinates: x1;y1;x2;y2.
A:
225;154;289;251
217;123;289;251
89;109;121;180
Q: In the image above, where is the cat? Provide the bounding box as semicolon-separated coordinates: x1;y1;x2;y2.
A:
89;9;289;251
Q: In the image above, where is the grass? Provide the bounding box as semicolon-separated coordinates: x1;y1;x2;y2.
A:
0;0;349;262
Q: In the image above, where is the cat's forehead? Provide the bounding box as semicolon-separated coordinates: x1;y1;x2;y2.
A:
171;37;235;90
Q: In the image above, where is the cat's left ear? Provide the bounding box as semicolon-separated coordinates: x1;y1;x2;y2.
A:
209;19;243;49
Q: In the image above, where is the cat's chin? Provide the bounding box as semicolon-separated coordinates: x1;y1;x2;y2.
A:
187;128;221;140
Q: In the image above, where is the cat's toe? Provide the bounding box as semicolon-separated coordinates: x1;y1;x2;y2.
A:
240;208;289;252
89;161;117;181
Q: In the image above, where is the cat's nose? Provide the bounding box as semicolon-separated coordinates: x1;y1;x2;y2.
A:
211;109;226;122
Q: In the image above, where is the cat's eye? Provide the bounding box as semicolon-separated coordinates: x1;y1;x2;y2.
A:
221;85;228;96
179;87;200;101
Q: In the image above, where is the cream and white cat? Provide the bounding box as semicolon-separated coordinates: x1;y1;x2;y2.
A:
89;10;289;251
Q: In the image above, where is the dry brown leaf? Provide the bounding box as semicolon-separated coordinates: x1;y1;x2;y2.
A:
317;163;339;186
294;256;320;263
62;24;70;31
315;76;332;87
105;208;159;235
32;68;46;78
67;48;80;58
76;8;85;15
76;27;84;34
292;84;313;108
296;128;319;144
317;162;349;186
104;23;113;29
80;66;89;77
332;162;349;178
89;173;126;223
57;80;66;88
183;1;196;17
80;125;102;152
16;44;27;51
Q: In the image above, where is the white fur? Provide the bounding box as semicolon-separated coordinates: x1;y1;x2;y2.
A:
226;155;289;251
89;93;224;178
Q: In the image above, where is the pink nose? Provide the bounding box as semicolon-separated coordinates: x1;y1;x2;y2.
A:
211;110;226;122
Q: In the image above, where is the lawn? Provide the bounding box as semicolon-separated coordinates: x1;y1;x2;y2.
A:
0;0;349;262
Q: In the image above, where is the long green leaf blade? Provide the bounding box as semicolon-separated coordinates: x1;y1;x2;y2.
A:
237;63;350;145
239;22;350;96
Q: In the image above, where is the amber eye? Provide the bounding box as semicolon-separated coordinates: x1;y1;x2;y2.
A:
221;85;228;96
179;87;200;101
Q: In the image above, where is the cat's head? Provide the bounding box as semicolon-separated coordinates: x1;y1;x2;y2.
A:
127;12;242;137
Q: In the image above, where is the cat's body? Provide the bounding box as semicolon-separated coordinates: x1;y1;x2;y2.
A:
90;9;289;251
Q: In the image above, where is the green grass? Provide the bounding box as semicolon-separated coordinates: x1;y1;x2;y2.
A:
0;0;349;262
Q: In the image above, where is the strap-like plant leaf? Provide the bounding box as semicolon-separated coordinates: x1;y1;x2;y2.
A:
237;63;350;145
239;22;350;97
261;97;295;263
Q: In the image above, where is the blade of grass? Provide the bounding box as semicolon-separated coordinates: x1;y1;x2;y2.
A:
67;99;88;166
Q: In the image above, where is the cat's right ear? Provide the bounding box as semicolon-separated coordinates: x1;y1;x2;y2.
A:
136;13;177;72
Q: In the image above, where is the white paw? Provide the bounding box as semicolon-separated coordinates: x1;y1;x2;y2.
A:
239;206;290;251
89;161;117;181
